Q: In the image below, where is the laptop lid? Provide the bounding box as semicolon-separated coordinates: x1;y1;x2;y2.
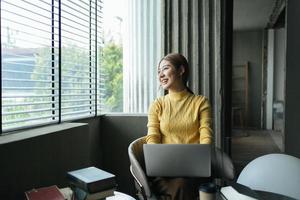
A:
143;144;211;177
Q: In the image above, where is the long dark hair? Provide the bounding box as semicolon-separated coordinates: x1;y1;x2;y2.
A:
159;53;194;94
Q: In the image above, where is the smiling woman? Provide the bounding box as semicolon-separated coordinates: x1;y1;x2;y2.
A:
146;53;213;199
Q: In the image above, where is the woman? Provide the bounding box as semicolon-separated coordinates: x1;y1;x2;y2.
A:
146;53;213;200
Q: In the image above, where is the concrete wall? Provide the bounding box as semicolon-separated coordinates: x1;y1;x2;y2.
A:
0;112;147;200
233;30;263;128
273;28;286;132
0;118;101;200
285;0;300;158
100;115;148;196
274;28;286;102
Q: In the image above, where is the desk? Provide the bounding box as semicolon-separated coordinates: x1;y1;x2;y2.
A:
106;191;136;200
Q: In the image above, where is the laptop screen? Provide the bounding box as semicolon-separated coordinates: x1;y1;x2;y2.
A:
143;144;211;177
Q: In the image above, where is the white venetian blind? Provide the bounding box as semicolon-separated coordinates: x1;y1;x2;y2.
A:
1;0;103;132
1;0;59;131
60;0;100;120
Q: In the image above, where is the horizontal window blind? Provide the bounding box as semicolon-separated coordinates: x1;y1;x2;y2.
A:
1;0;103;132
1;0;59;131
60;0;98;120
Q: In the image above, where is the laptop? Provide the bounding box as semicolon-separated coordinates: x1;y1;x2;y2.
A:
143;144;211;177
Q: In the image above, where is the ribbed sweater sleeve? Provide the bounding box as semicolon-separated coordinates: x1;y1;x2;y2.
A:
198;97;213;144
146;99;162;144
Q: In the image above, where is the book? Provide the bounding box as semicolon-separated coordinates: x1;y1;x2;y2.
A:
220;183;259;200
67;166;116;193
25;185;65;200
74;187;116;200
59;187;73;200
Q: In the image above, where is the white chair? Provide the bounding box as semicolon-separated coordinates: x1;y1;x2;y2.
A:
237;153;300;200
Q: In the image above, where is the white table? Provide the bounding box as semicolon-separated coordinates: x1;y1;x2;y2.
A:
106;191;136;200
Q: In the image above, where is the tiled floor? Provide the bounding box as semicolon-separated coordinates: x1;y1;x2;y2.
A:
231;129;283;178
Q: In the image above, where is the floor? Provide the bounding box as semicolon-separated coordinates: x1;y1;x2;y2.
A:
231;129;283;178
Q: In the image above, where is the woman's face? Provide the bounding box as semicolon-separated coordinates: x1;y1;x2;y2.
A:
158;60;185;92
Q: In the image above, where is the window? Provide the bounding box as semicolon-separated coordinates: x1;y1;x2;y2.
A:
1;0;101;132
98;0;162;113
1;0;161;133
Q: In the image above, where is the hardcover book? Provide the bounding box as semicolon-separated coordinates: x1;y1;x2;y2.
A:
67;166;116;193
74;187;116;200
25;185;65;200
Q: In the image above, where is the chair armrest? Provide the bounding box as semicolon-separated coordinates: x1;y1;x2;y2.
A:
211;147;235;180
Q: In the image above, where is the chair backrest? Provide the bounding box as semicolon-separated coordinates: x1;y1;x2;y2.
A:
237;153;300;199
128;137;153;199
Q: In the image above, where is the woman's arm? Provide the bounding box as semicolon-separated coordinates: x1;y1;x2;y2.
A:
146;100;162;144
198;97;213;144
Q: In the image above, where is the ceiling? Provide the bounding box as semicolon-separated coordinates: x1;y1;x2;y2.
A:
233;0;277;31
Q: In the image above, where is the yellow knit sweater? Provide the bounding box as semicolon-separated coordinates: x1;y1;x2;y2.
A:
146;89;213;144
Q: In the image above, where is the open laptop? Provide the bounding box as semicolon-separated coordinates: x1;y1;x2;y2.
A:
143;144;211;177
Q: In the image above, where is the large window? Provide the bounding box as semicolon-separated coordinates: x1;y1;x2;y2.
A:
1;0;161;133
1;0;101;132
98;0;161;113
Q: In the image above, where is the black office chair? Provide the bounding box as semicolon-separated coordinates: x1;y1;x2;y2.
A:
128;137;235;200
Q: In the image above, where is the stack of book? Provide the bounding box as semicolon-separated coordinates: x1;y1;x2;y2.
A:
67;166;117;200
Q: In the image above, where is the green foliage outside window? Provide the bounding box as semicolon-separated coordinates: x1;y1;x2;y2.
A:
30;41;123;115
101;42;123;112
